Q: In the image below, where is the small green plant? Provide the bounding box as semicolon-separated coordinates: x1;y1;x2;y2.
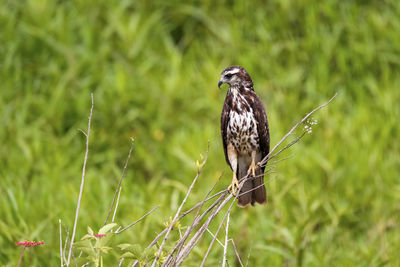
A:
73;223;117;266
118;244;159;266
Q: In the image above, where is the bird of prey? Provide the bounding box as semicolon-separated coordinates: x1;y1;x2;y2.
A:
219;66;270;207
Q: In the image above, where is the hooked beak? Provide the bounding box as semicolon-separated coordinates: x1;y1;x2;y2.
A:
218;80;223;88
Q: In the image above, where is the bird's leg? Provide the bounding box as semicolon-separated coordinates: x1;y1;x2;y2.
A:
228;171;240;194
227;143;239;194
247;151;257;177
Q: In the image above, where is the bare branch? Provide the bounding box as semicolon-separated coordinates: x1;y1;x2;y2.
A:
206;229;224;247
269;155;295;166
66;93;94;266
163;173;225;264
163;196;228;266
59;219;63;267
176;194;234;266
230;239;244;267
147;190;226;249
104;138;135;225
162;192;229;266
262;132;305;165
222;209;231;267
115;206;159;234
199;196;236;267
152;144;210;266
245;247;252;267
112;185;122;224
260;93;337;167
63;227;69;265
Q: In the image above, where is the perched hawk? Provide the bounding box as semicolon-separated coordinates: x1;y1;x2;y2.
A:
219;66;270;207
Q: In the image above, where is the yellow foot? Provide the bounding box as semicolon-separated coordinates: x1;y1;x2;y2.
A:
228;174;240;195
247;161;257;177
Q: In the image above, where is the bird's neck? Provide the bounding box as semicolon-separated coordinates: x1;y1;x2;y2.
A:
229;84;253;95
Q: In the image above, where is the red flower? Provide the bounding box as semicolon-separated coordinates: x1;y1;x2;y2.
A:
94;234;106;238
15;241;44;247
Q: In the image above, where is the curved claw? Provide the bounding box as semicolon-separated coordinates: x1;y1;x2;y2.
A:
247;161;257;177
228;174;240;196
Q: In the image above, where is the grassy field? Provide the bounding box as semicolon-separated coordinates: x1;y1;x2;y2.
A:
1;0;400;266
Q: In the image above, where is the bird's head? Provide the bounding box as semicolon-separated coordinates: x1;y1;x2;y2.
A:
218;65;253;89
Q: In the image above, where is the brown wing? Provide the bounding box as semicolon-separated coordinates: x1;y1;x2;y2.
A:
221;92;233;169
251;93;270;167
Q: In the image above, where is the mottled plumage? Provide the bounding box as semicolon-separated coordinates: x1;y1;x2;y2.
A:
219;66;270;207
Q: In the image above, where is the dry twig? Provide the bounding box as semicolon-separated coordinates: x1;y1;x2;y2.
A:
59;219;63;267
104;138;135;225
152;145;210;266
175;193;234;265
245;247;252;267
222;209;231;267
162;173;224;265
66;93;94;266
116;206;159;234
147;190;226;249
230;239;244;267
260;93;337;167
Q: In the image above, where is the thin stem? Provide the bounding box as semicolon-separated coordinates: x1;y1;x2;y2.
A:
112;186;122;224
163;192;229;266
206;229;224;247
17;246;26;267
199;197;236;267
245;247;252;267
104;138;135;225
152;144;209;266
67;93;94;266
164;173;224;265
230;239;243;267
116;206;159;234
59;219;63;267
147;190;225;249
260;93;337;167
262;132;305;165
176;194;234;266
222;210;230;267
63;227;69;265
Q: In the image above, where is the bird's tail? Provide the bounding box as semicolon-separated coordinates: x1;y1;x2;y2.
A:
237;167;267;207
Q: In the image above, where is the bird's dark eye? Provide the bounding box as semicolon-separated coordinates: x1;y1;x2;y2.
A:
225;74;233;79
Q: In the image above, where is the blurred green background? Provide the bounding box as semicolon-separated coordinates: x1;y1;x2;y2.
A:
1;0;399;266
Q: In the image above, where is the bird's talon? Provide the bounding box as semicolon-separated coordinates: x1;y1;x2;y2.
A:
247;162;257;177
228;179;240;195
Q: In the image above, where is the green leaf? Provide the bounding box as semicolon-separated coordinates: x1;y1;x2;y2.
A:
74;239;95;257
99;246;112;254
94;232;114;253
74;239;93;250
118;244;142;258
81;234;93;240
118;243;133;250
98;223;117;234
88;226;94;236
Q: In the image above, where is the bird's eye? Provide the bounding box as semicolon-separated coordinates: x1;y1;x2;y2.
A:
225;74;233;79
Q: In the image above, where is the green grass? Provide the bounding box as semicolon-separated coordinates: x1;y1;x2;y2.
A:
1;0;400;265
